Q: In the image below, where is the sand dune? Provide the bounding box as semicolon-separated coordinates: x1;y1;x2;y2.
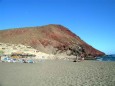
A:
0;60;115;86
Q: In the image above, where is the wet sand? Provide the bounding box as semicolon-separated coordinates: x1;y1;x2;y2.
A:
0;60;115;86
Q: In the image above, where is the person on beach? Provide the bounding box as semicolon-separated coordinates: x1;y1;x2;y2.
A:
22;59;27;63
81;53;85;61
81;57;84;61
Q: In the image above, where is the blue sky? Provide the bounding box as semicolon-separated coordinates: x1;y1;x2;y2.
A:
0;0;115;54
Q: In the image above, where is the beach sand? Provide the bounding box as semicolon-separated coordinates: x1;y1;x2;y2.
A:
0;60;115;86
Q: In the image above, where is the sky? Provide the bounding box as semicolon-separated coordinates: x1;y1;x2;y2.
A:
0;0;115;54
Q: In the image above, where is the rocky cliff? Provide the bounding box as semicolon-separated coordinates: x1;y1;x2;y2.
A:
0;24;105;58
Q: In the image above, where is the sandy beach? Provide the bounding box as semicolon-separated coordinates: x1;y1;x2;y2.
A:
0;60;115;86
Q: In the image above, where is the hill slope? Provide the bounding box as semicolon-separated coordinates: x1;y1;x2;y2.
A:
0;24;105;57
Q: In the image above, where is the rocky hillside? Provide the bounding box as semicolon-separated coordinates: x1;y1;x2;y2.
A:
0;24;105;58
0;42;52;59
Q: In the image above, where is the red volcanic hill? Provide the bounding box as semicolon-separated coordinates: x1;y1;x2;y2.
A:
0;24;105;57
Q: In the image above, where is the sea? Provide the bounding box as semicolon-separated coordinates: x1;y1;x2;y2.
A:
96;54;115;61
